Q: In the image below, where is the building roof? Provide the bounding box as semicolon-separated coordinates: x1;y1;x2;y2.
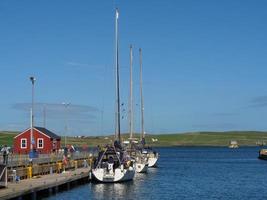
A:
34;127;61;139
14;127;61;139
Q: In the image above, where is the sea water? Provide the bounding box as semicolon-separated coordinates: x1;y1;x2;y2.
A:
43;147;267;200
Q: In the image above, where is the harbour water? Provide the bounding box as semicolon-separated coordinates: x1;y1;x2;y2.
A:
43;147;267;200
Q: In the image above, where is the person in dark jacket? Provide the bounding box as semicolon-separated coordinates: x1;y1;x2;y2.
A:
1;145;9;165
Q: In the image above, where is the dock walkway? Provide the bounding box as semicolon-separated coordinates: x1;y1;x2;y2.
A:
0;168;90;200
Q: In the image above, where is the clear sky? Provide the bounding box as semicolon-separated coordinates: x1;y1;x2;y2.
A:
1;0;267;136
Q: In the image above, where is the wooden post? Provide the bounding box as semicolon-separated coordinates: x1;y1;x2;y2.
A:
49;187;53;196
55;185;58;193
31;191;37;200
67;182;70;190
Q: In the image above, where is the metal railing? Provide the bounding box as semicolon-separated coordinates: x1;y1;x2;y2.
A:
0;151;98;168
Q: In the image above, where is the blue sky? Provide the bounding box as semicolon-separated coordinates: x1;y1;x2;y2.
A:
1;0;267;136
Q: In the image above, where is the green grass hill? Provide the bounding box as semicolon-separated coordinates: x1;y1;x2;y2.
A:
1;131;267;147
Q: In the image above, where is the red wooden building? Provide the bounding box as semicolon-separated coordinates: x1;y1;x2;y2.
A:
13;127;61;154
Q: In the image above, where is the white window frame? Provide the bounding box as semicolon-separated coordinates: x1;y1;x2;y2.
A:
21;138;27;149
37;138;44;149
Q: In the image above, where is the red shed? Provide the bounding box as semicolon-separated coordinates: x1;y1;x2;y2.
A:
13;127;61;154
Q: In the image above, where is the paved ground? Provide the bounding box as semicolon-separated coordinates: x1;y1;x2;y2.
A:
0;167;90;200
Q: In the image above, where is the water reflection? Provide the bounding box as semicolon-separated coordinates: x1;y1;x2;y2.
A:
90;182;134;200
89;170;157;200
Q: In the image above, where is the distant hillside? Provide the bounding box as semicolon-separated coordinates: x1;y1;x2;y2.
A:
67;131;267;147
149;131;267;146
0;131;18;146
1;131;267;147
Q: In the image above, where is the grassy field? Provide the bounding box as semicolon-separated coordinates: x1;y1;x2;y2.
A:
151;131;267;146
1;131;267;147
0;131;18;147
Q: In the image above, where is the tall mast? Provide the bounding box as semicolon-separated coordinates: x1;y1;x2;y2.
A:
115;8;121;142
139;48;145;140
129;45;134;139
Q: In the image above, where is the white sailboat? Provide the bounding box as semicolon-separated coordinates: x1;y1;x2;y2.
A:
92;144;135;182
143;148;159;167
126;45;148;173
134;151;149;173
139;48;159;168
92;8;135;183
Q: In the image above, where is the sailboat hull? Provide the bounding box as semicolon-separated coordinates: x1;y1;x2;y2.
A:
92;167;135;183
148;157;158;167
135;163;148;173
148;152;159;167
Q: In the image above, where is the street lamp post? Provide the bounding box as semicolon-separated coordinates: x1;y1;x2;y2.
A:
29;76;36;156
62;102;70;147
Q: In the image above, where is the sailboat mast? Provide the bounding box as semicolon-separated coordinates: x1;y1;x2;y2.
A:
115;8;121;142
139;48;145;140
129;45;134;139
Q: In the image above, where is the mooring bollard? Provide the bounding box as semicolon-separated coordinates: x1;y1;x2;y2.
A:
74;160;78;170
27;166;32;179
57;162;62;173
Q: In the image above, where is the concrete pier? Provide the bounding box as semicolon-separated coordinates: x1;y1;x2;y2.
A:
0;168;91;200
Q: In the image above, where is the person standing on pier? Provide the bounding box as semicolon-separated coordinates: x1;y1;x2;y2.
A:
1;145;9;165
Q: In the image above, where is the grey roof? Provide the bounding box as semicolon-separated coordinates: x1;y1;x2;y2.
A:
34;127;61;140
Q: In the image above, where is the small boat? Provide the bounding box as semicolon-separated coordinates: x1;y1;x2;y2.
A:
92;8;135;183
258;149;267;160
229;140;239;148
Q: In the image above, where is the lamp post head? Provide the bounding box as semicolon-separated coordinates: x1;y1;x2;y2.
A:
29;76;36;84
